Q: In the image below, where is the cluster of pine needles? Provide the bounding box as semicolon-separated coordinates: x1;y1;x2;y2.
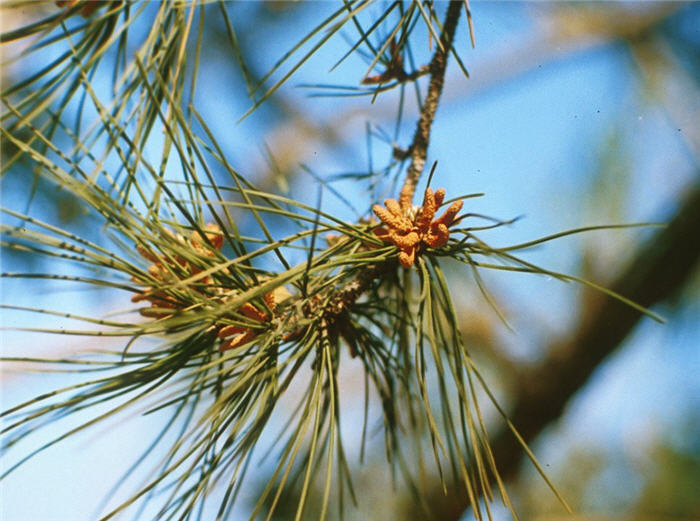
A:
0;2;663;520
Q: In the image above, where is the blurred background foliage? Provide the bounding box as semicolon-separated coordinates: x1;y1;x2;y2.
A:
1;2;698;521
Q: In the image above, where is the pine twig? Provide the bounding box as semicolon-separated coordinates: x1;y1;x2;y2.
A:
315;1;463;319
400;0;462;209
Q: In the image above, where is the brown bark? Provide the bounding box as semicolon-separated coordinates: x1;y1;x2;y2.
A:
400;0;463;208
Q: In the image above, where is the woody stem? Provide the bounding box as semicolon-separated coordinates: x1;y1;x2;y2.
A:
311;2;463;328
400;0;462;209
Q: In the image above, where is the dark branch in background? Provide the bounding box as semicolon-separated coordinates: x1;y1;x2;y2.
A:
416;181;700;521
400;0;462;209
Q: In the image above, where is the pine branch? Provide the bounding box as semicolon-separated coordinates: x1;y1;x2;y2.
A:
418;181;700;521
6;4;688;519
315;1;463;320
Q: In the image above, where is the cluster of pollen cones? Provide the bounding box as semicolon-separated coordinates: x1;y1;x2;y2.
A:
131;224;286;352
373;187;463;268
